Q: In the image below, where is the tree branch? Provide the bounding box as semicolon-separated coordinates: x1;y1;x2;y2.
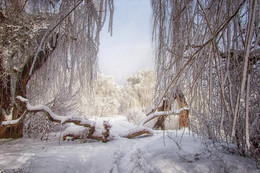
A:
29;0;84;77
1;96;111;142
122;107;190;139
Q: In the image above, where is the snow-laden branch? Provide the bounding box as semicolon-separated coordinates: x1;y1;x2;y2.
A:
15;96;95;127
121;107;189;139
139;107;190;126
120;126;153;139
1;110;27;127
1;96;111;142
1;96;189;141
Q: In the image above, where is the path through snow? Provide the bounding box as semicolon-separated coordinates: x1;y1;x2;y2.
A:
0;116;258;173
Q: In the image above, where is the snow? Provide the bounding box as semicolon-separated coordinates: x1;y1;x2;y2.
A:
0;116;258;173
62;123;87;137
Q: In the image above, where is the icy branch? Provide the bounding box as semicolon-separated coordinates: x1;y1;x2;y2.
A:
1;110;27;127
16;96;95;127
139;107;190;126
120;126;153;139
122;107;189;139
1;96;111;142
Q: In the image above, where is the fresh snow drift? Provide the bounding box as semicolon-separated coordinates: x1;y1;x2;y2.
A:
0;116;258;173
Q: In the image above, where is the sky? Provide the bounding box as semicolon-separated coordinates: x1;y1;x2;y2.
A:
98;0;155;85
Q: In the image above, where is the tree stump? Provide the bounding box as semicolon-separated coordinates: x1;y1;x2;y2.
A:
153;99;170;130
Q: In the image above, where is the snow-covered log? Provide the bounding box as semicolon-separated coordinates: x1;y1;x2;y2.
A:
62;121;111;142
1;96;111;142
1;96;189;141
122;107;189;139
121;126;153;139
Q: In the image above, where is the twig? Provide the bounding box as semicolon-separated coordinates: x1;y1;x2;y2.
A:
167;134;182;150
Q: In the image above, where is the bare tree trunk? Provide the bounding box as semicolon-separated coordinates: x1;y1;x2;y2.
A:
0;60;26;138
245;74;251;149
153;99;170;130
0;13;58;138
0;44;54;138
231;0;256;139
176;93;189;128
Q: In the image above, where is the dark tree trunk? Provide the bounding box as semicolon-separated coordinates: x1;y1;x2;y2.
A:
0;39;56;138
0;58;26;138
173;91;189;128
176;94;189;128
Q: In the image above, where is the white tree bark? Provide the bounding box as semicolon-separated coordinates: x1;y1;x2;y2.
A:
245;74;251;149
231;0;256;139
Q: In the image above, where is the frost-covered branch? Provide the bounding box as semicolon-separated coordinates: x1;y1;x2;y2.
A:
122;107;189;139
1;110;27;127
15;96;95;127
120;126;153;139
29;0;84;76
139;107;190;126
1;96;111;142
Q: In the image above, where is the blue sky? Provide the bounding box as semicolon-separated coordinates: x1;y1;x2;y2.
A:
98;0;154;85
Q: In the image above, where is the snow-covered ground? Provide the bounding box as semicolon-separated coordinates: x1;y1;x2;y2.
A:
0;116;258;173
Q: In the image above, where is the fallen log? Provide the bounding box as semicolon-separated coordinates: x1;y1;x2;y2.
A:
120;126;153;139
63;121;111;142
122;107;189;139
1;96;189;141
1;96;111;142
